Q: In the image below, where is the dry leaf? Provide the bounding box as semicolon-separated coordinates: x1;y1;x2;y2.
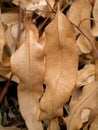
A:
76;64;95;87
68;0;94;54
11;23;45;130
47;118;60;130
39;7;78;120
81;109;91;123
0;21;6;63
92;0;98;36
12;0;48;17
89;116;98;130
65;81;98;130
38;32;46;48
1;12;18;25
95;59;98;80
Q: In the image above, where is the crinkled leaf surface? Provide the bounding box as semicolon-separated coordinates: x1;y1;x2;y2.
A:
39;8;78;120
11;23;44;130
65;81;98;130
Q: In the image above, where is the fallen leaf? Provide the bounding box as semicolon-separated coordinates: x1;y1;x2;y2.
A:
11;23;45;130
47;118;60;130
76;64;95;87
89;116;98;130
1;12;18;25
81;109;91;123
92;0;98;36
68;0;94;54
12;0;49;17
95;59;98;80
39;7;78;120
65;81;98;130
0;21;6;63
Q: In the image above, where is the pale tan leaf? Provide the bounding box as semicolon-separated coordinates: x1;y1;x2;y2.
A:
47;0;67;10
89;116;98;130
47;118;60;130
11;23;45;130
12;0;48;17
95;59;98;80
1;12;18;25
39;8;78;120
68;0;94;54
0;21;6;63
76;64;95;87
0;65;10;77
81;109;91;123
65;81;98;130
83;123;90;130
92;0;98;36
18;84;43;130
0;125;21;130
38;32;46;48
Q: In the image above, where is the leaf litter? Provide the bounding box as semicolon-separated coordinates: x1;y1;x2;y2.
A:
0;0;98;130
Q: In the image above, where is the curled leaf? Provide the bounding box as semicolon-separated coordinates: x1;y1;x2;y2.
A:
39;8;78;120
68;0;94;54
65;81;98;130
76;64;95;87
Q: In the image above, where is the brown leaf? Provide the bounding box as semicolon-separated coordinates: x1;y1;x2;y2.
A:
39;8;78;120
65;81;98;130
47;118;60;130
89;116;98;130
12;0;49;17
92;0;98;36
76;64;95;87
0;21;6;63
95;59;98;80
11;23;45;130
68;0;94;54
1;12;18;25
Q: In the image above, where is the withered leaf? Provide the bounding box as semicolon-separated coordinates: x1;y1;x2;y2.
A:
47;118;60;130
89;116;98;130
39;8;78;120
0;21;6;63
68;0;94;54
76;64;95;87
95;59;98;80
65;81;98;130
92;0;98;36
11;23;45;130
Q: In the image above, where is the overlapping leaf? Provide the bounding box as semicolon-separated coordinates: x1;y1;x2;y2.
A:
68;0;94;54
65;81;98;130
39;7;78;120
11;22;45;130
76;64;95;87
